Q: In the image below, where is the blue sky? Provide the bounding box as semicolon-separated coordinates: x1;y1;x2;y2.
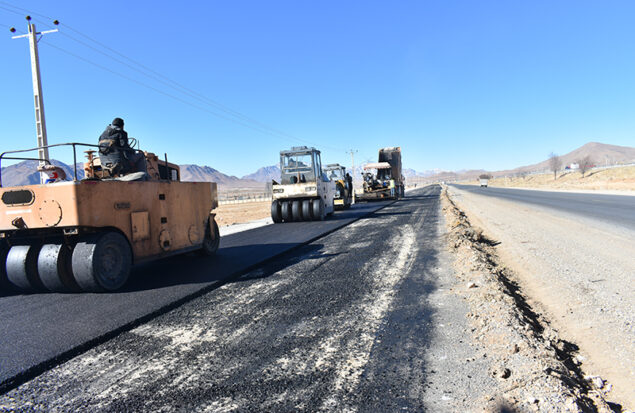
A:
1;0;634;177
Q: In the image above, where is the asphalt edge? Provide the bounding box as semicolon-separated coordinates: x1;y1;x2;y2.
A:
0;196;404;395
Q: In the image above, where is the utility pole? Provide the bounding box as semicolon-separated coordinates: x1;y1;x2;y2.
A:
347;149;358;204
11;16;59;183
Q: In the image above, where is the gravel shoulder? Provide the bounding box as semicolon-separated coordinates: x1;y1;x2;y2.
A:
447;185;635;410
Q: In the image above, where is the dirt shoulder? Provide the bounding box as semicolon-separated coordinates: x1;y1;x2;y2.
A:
445;185;634;411
214;201;270;227
468;165;635;193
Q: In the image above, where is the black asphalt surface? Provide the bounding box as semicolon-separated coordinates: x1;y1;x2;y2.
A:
0;201;391;392
0;185;495;412
452;184;635;230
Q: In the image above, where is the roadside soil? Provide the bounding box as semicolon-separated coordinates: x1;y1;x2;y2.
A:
445;185;634;411
472;166;635;193
214;201;270;227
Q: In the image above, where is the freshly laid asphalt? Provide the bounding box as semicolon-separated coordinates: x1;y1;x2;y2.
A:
0;200;391;392
451;184;635;230
0;185;496;412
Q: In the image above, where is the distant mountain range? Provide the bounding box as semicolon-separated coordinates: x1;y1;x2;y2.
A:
403;168;445;178
416;142;635;182
0;160;84;186
241;165;281;183
180;164;261;188
496;142;635;175
2;142;633;188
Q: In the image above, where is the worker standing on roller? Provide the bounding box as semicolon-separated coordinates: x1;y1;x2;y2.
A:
389;178;395;198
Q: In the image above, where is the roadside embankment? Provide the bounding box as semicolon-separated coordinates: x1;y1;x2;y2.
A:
444;185;634;411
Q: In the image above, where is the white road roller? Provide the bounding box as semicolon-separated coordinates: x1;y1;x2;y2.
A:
270;146;335;223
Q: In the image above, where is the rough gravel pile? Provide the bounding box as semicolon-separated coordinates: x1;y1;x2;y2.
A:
441;188;620;413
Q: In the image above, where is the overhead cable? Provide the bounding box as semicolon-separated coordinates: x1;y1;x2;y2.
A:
0;0;341;151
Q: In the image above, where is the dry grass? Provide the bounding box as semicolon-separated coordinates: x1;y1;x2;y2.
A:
482;165;635;192
213;201;270;227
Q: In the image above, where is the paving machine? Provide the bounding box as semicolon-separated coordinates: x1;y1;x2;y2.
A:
271;146;335;222
324;164;352;210
0;142;220;293
358;147;405;200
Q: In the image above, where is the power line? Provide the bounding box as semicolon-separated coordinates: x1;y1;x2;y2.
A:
52;24;337;150
53;28;326;148
0;4;22;16
40;39;308;144
0;1;343;152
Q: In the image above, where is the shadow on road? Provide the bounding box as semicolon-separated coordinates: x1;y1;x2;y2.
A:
0;242;328;297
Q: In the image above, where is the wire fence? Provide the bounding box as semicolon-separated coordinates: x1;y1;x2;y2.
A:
218;183;272;205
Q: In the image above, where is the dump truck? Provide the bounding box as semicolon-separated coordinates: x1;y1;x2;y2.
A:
271;146;335;222
358;147;405;200
479;174;490;187
324;163;352;210
0;142;220;293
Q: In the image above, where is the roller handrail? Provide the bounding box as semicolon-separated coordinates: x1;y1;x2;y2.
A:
0;142;145;188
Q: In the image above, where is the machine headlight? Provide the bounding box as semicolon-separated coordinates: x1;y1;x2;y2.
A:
335;190;341;197
273;188;284;193
305;186;317;192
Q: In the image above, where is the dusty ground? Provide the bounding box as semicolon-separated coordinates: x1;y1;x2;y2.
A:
473;166;635;193
445;185;634;411
214;201;270;227
440;189;622;412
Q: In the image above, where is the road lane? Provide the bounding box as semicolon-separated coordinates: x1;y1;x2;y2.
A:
0;185;497;412
451;184;635;230
0;201;391;392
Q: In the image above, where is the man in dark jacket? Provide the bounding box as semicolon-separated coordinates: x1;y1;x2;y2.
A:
99;117;129;150
98;118;144;175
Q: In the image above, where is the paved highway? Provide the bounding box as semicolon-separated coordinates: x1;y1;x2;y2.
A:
0;185;497;412
0;200;391;393
451;184;635;230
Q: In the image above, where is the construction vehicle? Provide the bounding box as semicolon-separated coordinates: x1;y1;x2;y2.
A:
271;146;335;222
479;174;490;187
324;163;352;209
358;147;405;200
0;142;220;293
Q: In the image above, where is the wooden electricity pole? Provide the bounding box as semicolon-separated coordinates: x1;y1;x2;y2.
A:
11;16;59;183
